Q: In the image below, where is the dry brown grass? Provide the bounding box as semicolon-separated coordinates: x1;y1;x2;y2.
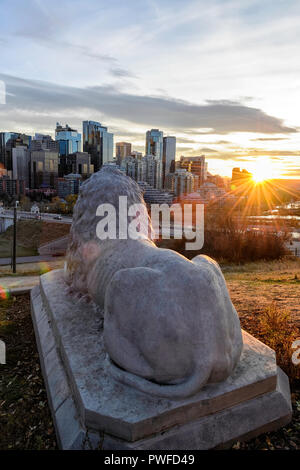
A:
258;303;300;383
224;258;300;329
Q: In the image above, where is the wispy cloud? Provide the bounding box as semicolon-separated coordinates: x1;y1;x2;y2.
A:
0;74;295;136
250;137;288;142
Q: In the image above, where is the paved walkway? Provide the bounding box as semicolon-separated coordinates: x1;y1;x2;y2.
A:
0;275;39;294
0;255;55;266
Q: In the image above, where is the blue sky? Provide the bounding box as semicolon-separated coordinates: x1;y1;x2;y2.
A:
0;0;300;177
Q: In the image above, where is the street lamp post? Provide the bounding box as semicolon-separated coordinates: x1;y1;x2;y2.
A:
12;200;19;274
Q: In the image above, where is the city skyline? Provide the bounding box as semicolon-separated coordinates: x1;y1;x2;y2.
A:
0;0;300;178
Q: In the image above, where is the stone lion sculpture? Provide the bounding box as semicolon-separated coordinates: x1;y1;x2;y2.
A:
66;167;243;399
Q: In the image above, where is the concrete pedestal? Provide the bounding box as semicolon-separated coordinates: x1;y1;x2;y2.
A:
31;270;292;450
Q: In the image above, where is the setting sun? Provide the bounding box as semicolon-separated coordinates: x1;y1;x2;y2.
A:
250;157;281;184
252;170;269;184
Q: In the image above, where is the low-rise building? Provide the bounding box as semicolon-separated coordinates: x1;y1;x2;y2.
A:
138;181;174;205
0;176;25;196
57;173;82;198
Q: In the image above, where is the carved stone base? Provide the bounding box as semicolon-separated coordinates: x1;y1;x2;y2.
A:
31;270;292;450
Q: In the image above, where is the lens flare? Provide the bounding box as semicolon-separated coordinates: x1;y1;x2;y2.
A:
0;285;10;300
38;262;51;274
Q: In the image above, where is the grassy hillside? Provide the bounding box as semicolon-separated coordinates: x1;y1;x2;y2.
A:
0;220;70;257
0;240;37;258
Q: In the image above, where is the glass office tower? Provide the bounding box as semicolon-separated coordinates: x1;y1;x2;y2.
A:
55;123;81;156
83;121;113;171
163;136;176;188
145;129;164;188
0;132;31;174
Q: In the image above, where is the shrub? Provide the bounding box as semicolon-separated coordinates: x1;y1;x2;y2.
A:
258;303;300;384
160;213;289;263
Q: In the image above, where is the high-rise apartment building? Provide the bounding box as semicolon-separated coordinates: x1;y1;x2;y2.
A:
55;123;81;156
121;154;161;189
116;142;132;165
142;155;161;188
145;129;163;188
163;136;176;187
130;151;142;160
179;155;207;189
165;169;198;197
231;167;252;187
83;121;113;171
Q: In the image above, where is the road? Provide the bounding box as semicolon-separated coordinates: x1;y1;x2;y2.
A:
1;209;72;224
0;255;58;266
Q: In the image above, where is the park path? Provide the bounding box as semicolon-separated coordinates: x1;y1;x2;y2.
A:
0;275;39;293
0;255;55;266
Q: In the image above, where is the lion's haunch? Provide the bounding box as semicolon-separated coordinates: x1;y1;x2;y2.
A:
66;167;243;398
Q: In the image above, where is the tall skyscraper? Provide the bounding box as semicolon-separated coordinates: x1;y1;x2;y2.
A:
145;129;163;188
0;132;31;174
55;123;81;156
83;121;114;171
12;146;30;189
163;136;176;187
116;142;132;165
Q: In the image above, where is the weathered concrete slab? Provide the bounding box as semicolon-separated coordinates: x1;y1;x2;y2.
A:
31;271;292;449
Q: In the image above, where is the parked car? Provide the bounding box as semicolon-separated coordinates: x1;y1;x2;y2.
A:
54;215;62;220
